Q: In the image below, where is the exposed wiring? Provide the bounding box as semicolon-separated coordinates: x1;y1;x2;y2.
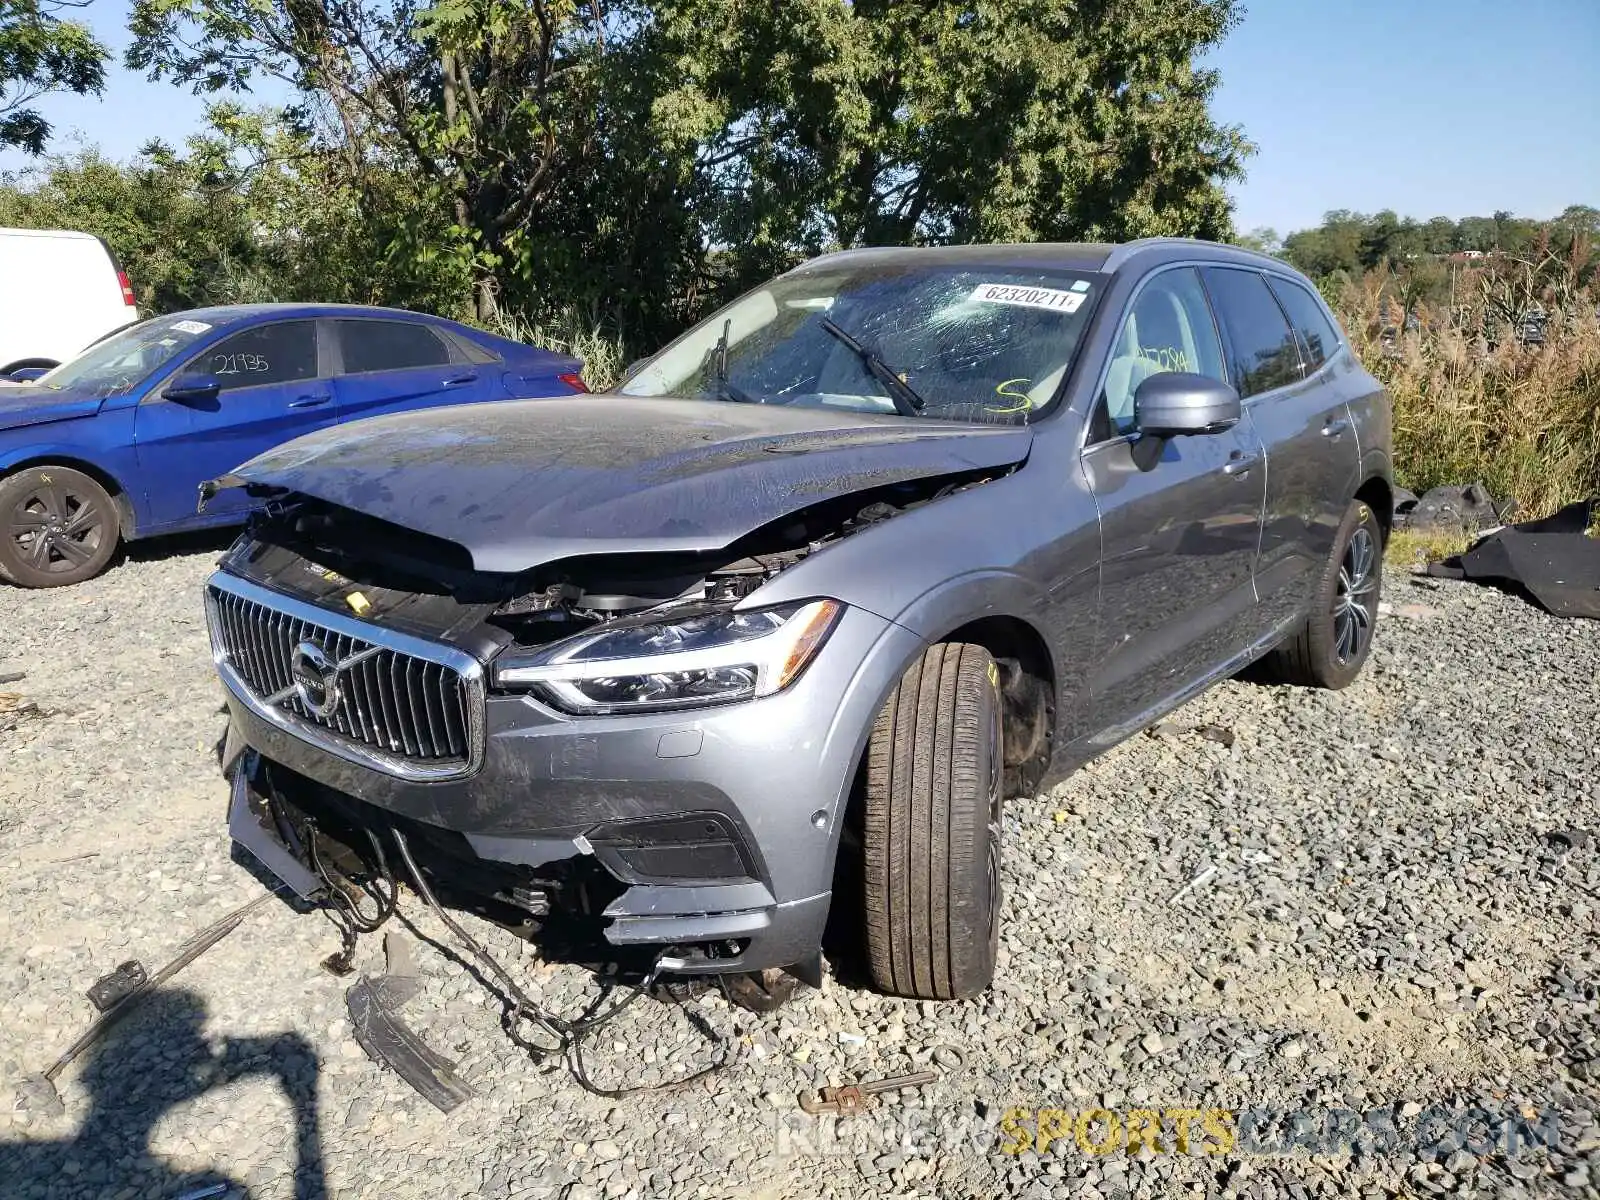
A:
303;819;400;975
387;827;730;1098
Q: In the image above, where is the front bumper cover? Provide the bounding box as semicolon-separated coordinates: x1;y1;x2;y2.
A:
217;589;927;975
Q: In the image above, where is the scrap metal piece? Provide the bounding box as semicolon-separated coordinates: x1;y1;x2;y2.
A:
798;1069;939;1116
345;932;473;1114
12;1072;66;1119
15;892;275;1116
86;960;149;1012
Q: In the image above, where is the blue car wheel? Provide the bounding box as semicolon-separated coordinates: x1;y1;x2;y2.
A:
0;465;121;588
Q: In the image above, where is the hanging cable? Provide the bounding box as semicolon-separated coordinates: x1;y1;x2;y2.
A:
387;826;729;1096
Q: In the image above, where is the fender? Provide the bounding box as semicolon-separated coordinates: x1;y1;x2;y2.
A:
0;438;151;539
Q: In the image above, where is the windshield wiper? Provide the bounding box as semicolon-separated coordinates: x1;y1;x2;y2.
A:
712;318;759;404
817;316;925;416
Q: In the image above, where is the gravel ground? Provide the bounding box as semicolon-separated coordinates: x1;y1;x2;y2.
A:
1;541;1596;1200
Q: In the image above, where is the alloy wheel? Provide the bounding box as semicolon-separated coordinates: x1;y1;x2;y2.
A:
6;478;108;577
1332;526;1378;664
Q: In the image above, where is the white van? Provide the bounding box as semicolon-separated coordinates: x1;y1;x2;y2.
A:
0;228;139;374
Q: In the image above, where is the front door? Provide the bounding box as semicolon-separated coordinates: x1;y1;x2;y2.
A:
133;320;331;527
1080;265;1267;735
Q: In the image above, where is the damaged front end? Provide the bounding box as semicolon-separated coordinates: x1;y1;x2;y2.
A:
210;453;1012;982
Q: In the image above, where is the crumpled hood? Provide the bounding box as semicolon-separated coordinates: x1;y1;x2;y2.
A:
231;395;1033;573
0;384;106;431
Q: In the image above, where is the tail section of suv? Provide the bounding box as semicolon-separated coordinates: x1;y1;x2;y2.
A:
205;239;1392;999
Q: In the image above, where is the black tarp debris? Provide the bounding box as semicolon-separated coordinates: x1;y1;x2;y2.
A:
1397;480;1513;534
1428;500;1600;618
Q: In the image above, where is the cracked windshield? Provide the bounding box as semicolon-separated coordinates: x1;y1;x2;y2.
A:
621;264;1102;424
36;317;209;395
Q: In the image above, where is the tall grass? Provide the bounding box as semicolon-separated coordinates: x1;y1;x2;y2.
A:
485;309;629;392
1333;270;1600;518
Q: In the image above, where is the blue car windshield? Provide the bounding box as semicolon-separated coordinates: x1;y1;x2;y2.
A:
620;263;1103;424
38;317;215;396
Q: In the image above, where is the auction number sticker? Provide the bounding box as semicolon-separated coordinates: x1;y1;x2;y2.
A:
171;319;212;335
970;283;1087;313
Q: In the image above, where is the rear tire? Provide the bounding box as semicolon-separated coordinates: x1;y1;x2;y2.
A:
862;641;1003;1000
1261;499;1383;689
0;357;58;376
0;466;121;588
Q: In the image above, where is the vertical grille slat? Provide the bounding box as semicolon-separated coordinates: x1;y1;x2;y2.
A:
206;583;475;772
368;658;402;754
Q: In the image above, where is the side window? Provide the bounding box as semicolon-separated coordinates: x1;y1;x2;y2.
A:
337;320;453;374
191;321;318;392
1100;267;1227;437
1199;268;1304;398
1267;276;1341;370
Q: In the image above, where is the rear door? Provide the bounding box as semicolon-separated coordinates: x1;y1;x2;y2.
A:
1080;265;1267;734
133;319;331;527
1200;267;1359;629
329;318;495;423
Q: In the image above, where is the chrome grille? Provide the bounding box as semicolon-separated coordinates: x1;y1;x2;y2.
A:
205;574;484;780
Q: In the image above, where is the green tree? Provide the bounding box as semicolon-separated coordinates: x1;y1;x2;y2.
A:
129;0;618;322
128;0;1253;346
1235;227;1282;255
0;0;107;154
0;136;280;311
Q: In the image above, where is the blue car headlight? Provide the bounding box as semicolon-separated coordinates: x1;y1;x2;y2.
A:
493;599;843;714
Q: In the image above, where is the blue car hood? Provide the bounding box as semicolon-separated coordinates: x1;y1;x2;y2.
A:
0;385;107;432
229;395;1034;573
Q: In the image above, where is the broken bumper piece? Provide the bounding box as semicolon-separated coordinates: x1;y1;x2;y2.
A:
225;749;831;976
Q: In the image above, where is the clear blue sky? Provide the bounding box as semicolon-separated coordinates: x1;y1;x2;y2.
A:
1205;0;1600;233
5;0;1598;237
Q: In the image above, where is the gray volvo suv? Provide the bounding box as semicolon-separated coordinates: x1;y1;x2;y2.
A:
205;239;1391;1002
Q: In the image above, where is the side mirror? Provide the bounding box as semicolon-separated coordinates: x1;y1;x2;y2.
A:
1134;372;1241;437
621;357;647;383
163;373;222;405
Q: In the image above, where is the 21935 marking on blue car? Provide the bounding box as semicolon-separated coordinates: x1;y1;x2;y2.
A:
0;303;585;588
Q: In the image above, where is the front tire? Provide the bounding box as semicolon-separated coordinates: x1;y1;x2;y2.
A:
0;466;121;588
862;641;1003;1000
1262;499;1383;689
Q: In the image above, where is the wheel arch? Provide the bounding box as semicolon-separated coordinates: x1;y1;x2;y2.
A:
0;455;137;541
881;573;1062;798
1355;475;1394;545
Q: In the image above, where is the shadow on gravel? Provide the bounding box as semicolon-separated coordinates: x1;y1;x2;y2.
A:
120;527;240;567
0;987;327;1200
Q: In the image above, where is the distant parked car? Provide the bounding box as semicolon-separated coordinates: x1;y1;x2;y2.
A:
0;304;585;587
0;228;140;375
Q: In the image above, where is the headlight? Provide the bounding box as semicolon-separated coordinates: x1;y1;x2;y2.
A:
494;599;843;714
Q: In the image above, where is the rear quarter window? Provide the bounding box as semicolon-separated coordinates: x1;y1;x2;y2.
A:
1266;276;1342;370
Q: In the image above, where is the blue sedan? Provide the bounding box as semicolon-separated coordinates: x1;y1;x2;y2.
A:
0;303;585;587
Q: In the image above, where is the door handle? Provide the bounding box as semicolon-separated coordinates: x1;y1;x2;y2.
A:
1321;418;1350;439
443;373;479;387
288;394;331;409
1222;451;1260;477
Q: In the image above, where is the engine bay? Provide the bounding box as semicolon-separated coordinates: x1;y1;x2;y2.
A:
226;465;1008;657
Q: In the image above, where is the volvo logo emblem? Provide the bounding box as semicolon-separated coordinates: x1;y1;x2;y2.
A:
290;640;342;719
